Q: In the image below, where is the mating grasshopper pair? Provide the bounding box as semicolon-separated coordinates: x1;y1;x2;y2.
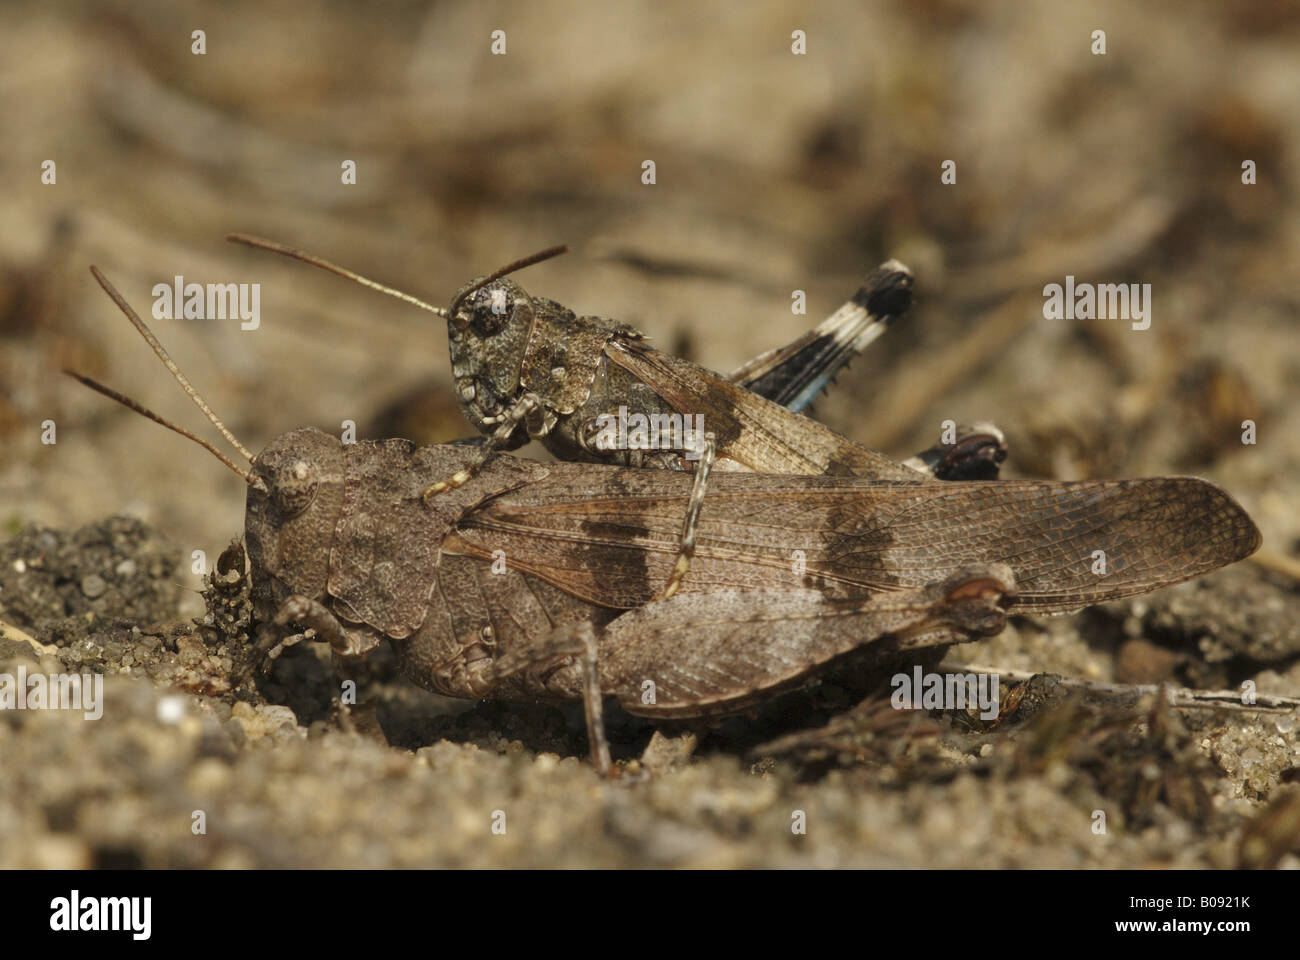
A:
70;240;1260;776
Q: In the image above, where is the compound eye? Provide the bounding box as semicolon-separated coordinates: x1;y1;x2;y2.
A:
470;285;513;334
273;458;318;517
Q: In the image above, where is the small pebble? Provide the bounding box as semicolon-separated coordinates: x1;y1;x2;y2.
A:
80;574;106;598
260;705;299;730
224;718;247;748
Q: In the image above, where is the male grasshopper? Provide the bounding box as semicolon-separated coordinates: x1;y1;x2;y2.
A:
70;267;1260;776
226;235;1006;485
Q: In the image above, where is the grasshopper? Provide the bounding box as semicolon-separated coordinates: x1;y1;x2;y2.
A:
70;267;1261;776
226;235;1007;486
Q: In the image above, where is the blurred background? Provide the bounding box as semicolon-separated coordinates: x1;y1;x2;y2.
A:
2;0;1298;600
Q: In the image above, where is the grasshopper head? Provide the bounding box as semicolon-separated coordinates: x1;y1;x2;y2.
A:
244;427;346;620
443;244;570;441
447;276;537;436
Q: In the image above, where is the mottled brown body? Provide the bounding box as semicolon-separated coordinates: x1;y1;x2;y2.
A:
241;426;1259;720
447;264;927;478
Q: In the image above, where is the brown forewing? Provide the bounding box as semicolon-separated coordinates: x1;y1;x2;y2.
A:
604;338;925;479
449;464;1261;615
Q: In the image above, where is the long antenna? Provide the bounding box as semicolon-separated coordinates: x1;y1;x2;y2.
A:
89;266;256;464
225;233;569;333
225;233;448;317
446;245;569;325
64;370;266;493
